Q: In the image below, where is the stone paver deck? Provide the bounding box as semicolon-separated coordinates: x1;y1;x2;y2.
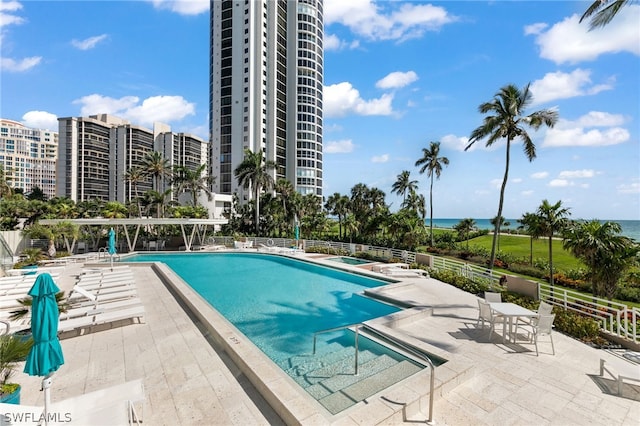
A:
14;254;640;425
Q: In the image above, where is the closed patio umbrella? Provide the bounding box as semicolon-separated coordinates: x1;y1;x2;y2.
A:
108;228;117;271
23;272;64;425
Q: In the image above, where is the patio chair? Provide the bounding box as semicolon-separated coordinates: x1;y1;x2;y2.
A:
476;300;500;338
521;313;556;356
484;292;502;303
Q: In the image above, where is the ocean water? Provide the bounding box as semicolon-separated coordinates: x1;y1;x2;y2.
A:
429;218;640;242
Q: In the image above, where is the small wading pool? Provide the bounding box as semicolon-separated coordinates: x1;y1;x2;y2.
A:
326;256;373;266
124;252;442;414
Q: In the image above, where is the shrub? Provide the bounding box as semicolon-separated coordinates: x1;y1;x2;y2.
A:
429;269;489;295
553;308;601;341
508;263;546;279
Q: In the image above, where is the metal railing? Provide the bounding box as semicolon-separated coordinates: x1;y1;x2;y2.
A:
311;322;436;423
312;323;361;375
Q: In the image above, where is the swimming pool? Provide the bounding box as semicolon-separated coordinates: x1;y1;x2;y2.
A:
125;252;427;413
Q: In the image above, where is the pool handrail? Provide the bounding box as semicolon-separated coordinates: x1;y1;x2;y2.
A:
313;322;361;375
312;322;436;423
361;324;436;424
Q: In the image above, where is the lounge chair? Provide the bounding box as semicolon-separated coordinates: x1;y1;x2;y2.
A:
58;304;145;334
49;379;144;425
382;268;429;278
60;298;144;321
599;357;640;395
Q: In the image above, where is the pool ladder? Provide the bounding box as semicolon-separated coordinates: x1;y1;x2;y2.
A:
312;322;436;424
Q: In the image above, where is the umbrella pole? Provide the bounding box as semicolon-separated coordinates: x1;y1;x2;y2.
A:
42;373;53;426
110;254;114;272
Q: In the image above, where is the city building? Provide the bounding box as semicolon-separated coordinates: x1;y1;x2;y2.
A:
0;119;58;198
209;0;324;201
56;114;222;209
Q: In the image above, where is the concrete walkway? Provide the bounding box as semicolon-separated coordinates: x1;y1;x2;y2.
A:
15;257;640;425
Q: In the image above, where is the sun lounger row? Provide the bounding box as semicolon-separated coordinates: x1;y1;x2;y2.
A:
381;268;429;278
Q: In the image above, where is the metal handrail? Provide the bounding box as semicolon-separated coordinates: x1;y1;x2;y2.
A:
360;324;436;424
312;322;361;375
312;322;436;423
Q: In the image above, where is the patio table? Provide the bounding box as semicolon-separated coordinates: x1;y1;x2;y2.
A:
489;302;538;344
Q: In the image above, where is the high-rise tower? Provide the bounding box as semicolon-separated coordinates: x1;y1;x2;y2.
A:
209;0;323;201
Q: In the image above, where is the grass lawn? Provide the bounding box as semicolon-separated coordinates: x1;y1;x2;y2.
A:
467;234;584;271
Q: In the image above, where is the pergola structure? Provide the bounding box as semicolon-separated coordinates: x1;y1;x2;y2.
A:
38;218;228;252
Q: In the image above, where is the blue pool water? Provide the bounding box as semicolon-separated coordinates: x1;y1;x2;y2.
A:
125;253;399;364
326;256;373;265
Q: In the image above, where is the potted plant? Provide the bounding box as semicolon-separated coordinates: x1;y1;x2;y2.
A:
0;333;32;404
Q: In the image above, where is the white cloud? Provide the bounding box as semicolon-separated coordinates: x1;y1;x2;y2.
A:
324;0;456;42
148;0;208;16
490;179;502;190
617;182;640;194
440;134;469;152
549;179;571;187
371;154;389;163
0;1;24;28
523;22;547;36
0;56;41;72
530;69;614;105
531;172;549;179
325;139;355;154
543;111;630;147
71;34;108;50
558;169;596;179
376;71;418;90
528;8;640;64
21;111;58;130
512;178;523;184
73;94;195;126
324;82;394;118
324;33;359;51
521;190;534;196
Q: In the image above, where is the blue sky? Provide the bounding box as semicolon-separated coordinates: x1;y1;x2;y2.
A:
1;1;639;220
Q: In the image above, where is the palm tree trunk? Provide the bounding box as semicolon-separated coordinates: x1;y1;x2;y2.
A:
490;139;511;270
429;174;434;247
254;185;260;234
548;235;554;287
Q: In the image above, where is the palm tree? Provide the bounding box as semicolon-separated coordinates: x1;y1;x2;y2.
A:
234;149;276;235
391;170;418;204
563;220;639;299
415;141;449;247
141;151;172;193
102;201;128;219
325;192;351;239
536;200;571;288
0;165;13;198
490;215;511;252
403;189;426;220
465;83;558;270
518;212;542;266
173;163;214;207
124;166;146;217
580;0;632;30
454;218;476;250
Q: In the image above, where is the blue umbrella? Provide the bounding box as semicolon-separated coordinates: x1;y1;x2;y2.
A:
108;228;117;270
23;273;64;424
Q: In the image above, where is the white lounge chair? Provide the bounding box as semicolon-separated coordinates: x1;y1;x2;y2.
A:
49;379;144;425
58;304;145;334
599;357;640;396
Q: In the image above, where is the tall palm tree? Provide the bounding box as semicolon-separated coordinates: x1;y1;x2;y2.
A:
172;163;214;207
518;212;542;266
415;141;449;247
564;220;639;299
141;151;172;193
580;0;632;30
325;192;351;239
490;215;511;253
536;199;571;287
466;83;558;270
391;170;418;204
234;149;276;234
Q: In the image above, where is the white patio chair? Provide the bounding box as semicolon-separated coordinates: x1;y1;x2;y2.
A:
522;313;556;356
476;300;500;338
484;292;502;303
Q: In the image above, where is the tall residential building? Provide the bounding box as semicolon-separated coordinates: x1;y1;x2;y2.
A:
0;119;58;198
56;114;208;204
209;0;324;201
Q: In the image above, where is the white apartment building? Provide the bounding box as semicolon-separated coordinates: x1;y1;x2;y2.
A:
0;119;58;198
209;0;324;200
